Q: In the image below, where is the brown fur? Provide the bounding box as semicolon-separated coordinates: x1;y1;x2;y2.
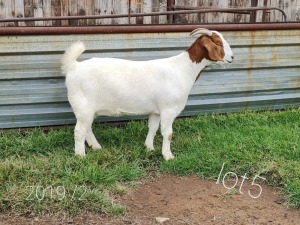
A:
186;33;225;64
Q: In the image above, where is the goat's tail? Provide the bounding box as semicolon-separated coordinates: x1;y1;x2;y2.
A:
61;41;85;75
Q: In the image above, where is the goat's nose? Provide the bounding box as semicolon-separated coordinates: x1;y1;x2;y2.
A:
231;56;234;60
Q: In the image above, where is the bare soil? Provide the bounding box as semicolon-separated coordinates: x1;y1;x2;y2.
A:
1;174;299;225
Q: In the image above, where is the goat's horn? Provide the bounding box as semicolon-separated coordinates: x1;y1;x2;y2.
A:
190;28;212;37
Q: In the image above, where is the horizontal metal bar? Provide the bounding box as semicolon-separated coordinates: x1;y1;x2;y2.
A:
0;7;287;24
172;6;287;21
0;9;218;22
0;23;300;36
173;6;253;15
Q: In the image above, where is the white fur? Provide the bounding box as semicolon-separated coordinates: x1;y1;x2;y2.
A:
62;30;233;160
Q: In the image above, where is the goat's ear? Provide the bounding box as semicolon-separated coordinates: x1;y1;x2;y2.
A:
202;37;224;61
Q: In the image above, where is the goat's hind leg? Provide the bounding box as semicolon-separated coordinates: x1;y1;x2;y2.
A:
86;126;102;150
145;114;160;151
73;110;94;156
160;111;176;160
74;120;90;157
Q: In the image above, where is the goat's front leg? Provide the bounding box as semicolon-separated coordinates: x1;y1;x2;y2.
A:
160;111;177;160
145;114;160;151
86;127;102;150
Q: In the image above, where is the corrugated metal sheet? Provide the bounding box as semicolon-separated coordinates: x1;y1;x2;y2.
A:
0;30;299;128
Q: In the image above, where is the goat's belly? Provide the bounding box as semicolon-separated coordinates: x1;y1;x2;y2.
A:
95;105;159;117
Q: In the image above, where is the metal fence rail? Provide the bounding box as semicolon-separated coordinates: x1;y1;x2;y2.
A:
0;29;299;128
0;7;287;26
1;23;300;36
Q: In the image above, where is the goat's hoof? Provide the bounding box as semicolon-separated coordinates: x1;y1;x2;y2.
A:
75;152;86;157
91;143;102;150
146;146;155;151
145;143;155;151
163;153;175;161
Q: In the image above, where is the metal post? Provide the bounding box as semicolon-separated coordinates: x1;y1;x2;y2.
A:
128;0;131;24
136;0;144;24
167;0;174;24
250;0;258;23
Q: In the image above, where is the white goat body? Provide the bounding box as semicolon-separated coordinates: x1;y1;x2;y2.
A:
65;55;194;116
62;28;234;160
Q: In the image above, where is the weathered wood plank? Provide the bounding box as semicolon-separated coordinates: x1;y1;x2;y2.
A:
0;0;16;26
24;0;35;26
43;0;52;26
218;0;228;23
0;0;7;27
86;0;95;25
0;0;299;26
112;0;128;24
68;0;78;26
51;0;61;26
34;0;44;26
269;0;295;22
61;0;69;25
94;0;113;25
142;0;152;24
14;0;24;18
151;0;160;24
14;0;25;26
77;0;87;26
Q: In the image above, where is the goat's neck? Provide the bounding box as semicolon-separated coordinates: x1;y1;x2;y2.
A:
172;52;212;83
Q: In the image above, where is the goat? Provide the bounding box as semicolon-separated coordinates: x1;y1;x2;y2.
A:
62;28;234;160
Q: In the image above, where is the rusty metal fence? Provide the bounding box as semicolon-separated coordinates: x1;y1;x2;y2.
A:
0;24;299;128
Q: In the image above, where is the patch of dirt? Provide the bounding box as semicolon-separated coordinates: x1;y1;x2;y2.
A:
1;175;299;225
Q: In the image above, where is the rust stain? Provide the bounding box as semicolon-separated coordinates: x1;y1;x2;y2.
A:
248;31;256;69
11;115;15;127
271;49;278;66
246;69;254;92
245;31;256;110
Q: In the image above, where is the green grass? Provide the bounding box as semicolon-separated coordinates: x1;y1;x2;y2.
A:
0;108;299;216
